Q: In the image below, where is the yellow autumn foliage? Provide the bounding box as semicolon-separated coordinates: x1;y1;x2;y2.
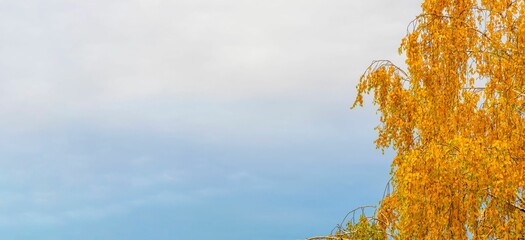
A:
349;0;525;239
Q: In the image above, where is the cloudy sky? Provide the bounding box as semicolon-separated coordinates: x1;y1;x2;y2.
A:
0;0;421;239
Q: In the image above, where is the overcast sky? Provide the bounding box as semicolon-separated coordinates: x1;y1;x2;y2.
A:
0;1;421;239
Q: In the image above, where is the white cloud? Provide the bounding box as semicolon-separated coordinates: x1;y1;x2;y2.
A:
0;0;421;227
0;0;419;132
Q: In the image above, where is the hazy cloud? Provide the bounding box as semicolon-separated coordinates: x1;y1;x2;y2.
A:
0;0;420;238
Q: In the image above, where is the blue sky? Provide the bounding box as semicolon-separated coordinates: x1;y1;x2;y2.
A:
0;0;420;239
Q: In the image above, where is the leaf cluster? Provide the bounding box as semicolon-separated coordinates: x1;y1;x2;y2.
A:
314;0;525;239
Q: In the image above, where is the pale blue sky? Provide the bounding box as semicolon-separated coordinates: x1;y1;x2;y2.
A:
0;0;420;239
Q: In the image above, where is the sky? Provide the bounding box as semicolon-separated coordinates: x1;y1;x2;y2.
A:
0;0;421;239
